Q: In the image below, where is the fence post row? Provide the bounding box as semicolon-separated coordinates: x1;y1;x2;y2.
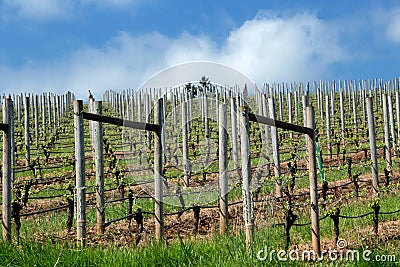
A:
247;105;320;255
73;98;164;244
2;97;13;241
268;97;282;198
4;85;396;253
24;96;30;165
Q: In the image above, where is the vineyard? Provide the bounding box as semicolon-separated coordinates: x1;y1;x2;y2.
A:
1;78;400;266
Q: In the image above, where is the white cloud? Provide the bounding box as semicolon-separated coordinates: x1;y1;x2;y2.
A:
1;0;74;20
385;8;400;43
0;0;145;20
220;12;348;84
0;11;351;99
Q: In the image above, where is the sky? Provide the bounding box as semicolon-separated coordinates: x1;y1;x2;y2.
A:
0;0;400;99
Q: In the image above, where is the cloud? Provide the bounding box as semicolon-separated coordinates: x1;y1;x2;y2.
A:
0;0;145;21
220;11;348;84
0;11;351;99
1;0;74;20
385;8;400;43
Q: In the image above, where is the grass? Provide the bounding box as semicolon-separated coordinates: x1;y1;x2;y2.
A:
1;221;399;266
7;176;400;266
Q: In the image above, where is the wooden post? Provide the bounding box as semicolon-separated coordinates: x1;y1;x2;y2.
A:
146;94;152;149
230;97;239;170
352;90;358;132
57;95;61;126
219;103;228;235
326;95;332;158
239;106;254;250
366;97;379;194
24;96;30;165
17;95;21;124
306;106;321;256
154;98;164;241
89;97;95;149
47;93;52;130
387;93;398;160
41;94;46;138
93;101;105;234
362;90;367;128
339;90;345;140
74;100;86;245
268;97;282;198
382;94;392;170
2;97;13;241
262;95;271;155
34;95;39;147
52;94;57;128
182;101;190;187
204;94;209;138
288;92;293;139
278;91;284;121
302;94;309;126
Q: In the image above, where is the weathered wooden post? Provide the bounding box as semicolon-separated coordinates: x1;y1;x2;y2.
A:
262;95;271;155
230;97;239;169
47;93;52;130
268;97;282;198
306;106;321;256
288;92;293;139
2;97;13;241
302;94;309;126
93;101;105;234
239;105;254;250
154;98;164;241
182;101;190;187
74;100;86;245
387;93;398;160
41;94;46;138
219;103;228;235
352;90;358;132
339;89;345;140
34;95;39;147
278;91;284;121
382;94;392;170
361;89;366;128
17;95;21;124
366;97;379;194
52;94;57;128
24;96;30;165
326;94;332;158
204;94;209;138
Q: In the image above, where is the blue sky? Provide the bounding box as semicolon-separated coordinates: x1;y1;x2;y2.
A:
0;0;400;98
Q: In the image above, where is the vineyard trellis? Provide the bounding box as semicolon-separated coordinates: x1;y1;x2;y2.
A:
74;98;164;244
242;102;320;254
1;78;400;257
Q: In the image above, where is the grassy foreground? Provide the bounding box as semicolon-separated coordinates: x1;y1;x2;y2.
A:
1;226;399;267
